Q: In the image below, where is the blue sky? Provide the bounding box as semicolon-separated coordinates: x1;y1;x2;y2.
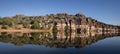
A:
0;0;120;25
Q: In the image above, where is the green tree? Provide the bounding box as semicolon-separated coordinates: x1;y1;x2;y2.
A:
23;21;30;28
64;25;70;31
8;22;14;27
52;22;57;32
31;21;40;29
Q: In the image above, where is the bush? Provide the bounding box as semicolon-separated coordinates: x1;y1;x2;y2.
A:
1;26;7;29
64;25;70;31
52;22;57;32
31;21;40;29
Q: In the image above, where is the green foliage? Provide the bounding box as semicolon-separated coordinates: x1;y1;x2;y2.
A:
1;26;7;29
53;25;57;31
52;22;57;32
64;25;70;31
30;32;40;41
8;22;14;27
31;21;40;29
53;32;57;40
23;21;30;28
0;13;118;32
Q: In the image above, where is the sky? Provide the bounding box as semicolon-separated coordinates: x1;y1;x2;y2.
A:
0;0;120;25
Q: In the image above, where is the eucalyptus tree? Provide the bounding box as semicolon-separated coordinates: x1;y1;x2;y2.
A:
31;20;41;29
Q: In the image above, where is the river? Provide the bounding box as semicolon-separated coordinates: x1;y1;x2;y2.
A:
0;32;120;54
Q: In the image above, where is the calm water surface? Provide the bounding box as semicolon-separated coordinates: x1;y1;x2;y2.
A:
0;32;120;54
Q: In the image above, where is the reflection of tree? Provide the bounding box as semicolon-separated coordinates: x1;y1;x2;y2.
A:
0;32;119;48
30;32;40;41
53;32;57;40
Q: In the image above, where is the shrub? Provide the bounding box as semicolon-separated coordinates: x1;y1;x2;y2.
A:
1;26;7;29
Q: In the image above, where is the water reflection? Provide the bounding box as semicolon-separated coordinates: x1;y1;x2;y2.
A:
0;32;120;48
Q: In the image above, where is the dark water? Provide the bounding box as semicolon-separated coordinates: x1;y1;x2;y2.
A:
0;32;120;54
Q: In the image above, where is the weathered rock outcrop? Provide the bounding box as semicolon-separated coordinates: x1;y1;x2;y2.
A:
52;13;120;33
0;13;120;33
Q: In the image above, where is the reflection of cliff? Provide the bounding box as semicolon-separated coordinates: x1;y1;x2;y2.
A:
0;32;120;48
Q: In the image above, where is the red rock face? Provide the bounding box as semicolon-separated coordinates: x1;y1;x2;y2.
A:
0;13;119;33
54;13;120;33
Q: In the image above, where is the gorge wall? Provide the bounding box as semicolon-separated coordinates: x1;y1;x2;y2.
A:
0;13;120;33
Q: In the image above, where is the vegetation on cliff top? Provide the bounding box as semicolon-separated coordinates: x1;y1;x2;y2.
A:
0;13;119;31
